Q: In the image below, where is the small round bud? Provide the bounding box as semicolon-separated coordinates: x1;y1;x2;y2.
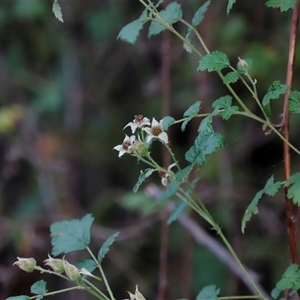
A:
237;57;249;73
13;257;37;273
134;140;148;156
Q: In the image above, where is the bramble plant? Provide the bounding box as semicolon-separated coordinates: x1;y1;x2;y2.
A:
8;0;300;299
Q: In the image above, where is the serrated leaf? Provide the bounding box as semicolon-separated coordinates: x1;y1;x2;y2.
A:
31;280;47;296
227;0;236;15
50;214;94;256
181;101;201;131
148;2;182;37
264;176;281;196
285;172;300;205
242;175;281;233
212;95;238;120
241;190;262;234
198;115;213;133
288;90;300;113
76;259;97;273
271;264;300;299
6;297;29;300
117;10;147;44
266;0;297;12
162;115;175;130
98;232;119;263
157;180;178;202
262;81;289;106
196;285;220;300
262;81;289;118
197;51;230;72
52;0;63;23
192;0;211;27
185;131;224;167
223;71;240;84
133;168;155;192
176;165;193;184
168;202;187;225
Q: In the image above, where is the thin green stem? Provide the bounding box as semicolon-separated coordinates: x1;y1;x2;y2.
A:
29;286;85;300
86;247;115;300
82;278;111;300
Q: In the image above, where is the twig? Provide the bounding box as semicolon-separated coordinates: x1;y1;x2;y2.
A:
281;0;300;275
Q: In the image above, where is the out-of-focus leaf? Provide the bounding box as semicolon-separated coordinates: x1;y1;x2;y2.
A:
98;232;119;263
192;1;211;27
148;2;182;37
52;0;63;23
196;285;220;300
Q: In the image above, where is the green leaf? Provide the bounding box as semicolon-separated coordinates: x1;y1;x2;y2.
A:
121;191;154;215
50;214;94;256
262;81;289;106
6;297;29;300
266;0;297;12
157;180;178;202
241;175;281;233
133;168;155;192
168;202;187;225
148;2;182;37
176;165;193;184
198;115;213;133
212;95;238;120
52;0;63;23
271;264;300;299
192;1;211;27
223;71;240;84
285;172;300;205
162;116;175;131
117;10;147;44
98;232;120;263
185;131;224;167
196;285;220;300
197;51;230;72
288;90;300;113
262;81;289;118
227;0;236;15
181;101;201;131
264;175;282;196
76;259;97;273
31;280;47;297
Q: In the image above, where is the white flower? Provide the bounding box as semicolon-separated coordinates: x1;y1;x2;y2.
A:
113;135;136;157
160;163;177;186
143;118;168;143
124;115;150;133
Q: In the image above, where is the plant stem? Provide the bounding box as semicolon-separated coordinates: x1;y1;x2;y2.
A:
87;247;115;300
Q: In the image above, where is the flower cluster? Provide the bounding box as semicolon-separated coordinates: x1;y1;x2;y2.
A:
114;115;168;158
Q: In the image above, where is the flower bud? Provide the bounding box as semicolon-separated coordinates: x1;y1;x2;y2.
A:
63;259;82;282
134;140;148;156
13;257;37;273
44;254;64;273
237;57;248;73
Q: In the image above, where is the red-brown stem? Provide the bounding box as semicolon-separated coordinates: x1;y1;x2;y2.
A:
282;0;300;271
157;1;171;298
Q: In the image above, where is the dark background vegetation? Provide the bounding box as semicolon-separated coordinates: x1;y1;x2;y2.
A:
1;1;300;299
